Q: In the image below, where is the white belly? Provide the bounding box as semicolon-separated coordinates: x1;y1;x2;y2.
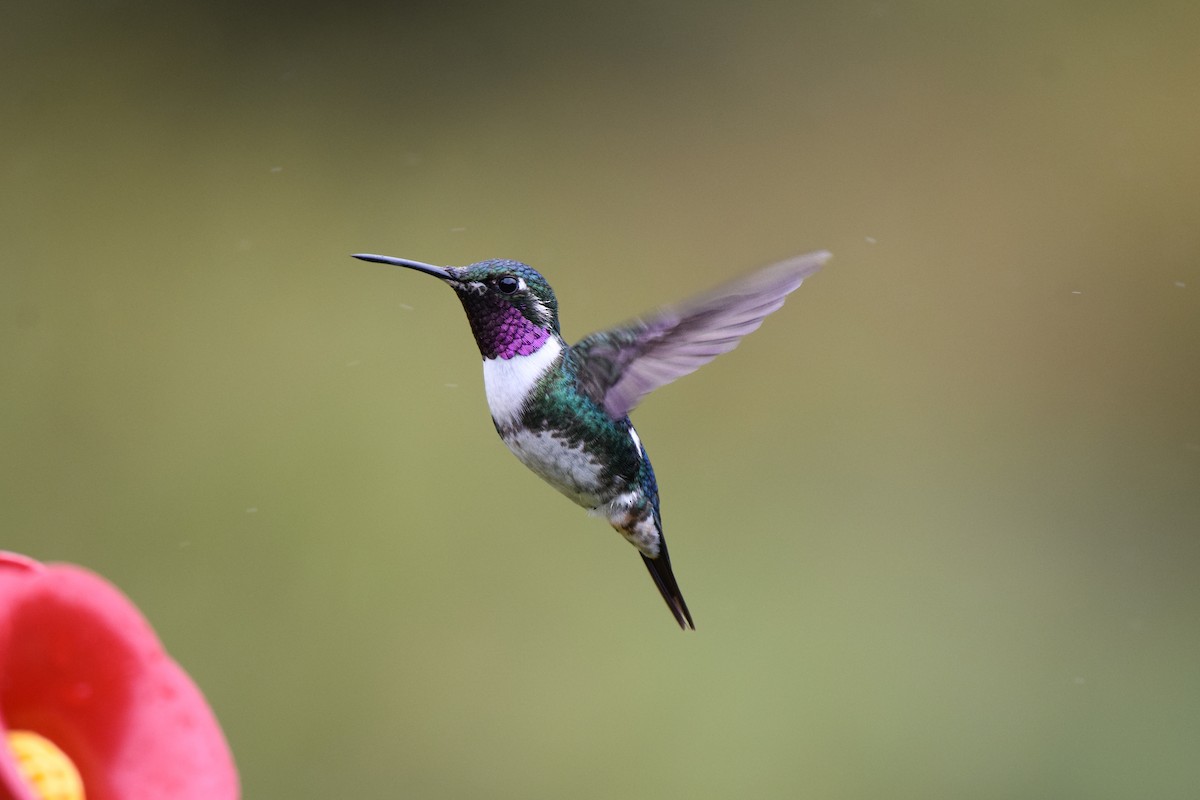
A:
502;427;605;508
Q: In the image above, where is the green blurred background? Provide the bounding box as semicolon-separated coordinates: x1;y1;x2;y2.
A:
3;1;1199;797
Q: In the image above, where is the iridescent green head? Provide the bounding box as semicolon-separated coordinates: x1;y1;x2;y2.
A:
353;254;560;359
447;259;560;336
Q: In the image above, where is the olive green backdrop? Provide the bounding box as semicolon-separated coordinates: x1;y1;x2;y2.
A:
3;2;1198;798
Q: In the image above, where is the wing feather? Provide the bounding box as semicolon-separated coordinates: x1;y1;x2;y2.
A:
572;251;829;418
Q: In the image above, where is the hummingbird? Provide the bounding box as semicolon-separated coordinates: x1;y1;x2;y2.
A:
352;250;829;629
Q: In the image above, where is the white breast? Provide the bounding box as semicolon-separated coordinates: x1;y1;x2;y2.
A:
481;337;563;427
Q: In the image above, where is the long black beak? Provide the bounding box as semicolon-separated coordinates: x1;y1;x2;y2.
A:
351;253;453;280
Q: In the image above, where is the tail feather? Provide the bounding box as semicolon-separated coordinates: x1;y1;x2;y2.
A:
641;547;695;631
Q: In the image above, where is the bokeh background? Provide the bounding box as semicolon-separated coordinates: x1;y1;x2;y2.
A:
3;2;1199;797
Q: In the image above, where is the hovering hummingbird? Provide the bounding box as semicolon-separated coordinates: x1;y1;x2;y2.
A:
352;250;829;629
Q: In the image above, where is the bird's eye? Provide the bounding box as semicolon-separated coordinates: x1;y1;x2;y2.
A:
496;275;521;295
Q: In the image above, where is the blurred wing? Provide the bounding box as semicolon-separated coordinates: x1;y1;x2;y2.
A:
573;250;829;419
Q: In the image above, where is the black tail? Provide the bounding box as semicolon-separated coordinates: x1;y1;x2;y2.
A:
641;547;695;630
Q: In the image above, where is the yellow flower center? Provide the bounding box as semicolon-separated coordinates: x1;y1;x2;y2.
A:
6;731;85;800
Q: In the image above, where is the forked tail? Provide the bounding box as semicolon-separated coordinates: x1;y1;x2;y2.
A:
641;546;695;630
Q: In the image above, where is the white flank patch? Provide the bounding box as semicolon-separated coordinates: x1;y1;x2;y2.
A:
481;337;563;427
629;426;643;460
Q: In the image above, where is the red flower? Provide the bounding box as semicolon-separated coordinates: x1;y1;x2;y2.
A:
0;552;238;800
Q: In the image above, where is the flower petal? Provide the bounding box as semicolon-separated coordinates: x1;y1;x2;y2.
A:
0;553;239;800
